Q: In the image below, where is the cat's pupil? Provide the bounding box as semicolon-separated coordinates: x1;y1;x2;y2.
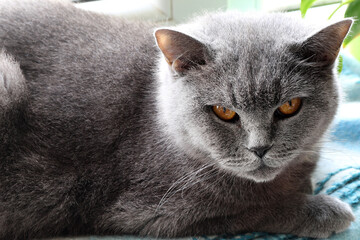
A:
288;101;292;106
223;107;226;113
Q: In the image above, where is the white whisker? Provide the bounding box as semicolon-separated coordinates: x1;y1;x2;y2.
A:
154;162;216;214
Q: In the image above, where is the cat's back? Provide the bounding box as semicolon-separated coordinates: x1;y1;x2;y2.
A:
0;0;158;162
0;0;156;87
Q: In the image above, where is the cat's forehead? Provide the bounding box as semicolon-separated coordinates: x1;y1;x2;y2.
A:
204;65;285;111
194;44;309;111
183;12;318;67
200;47;299;111
176;12;331;110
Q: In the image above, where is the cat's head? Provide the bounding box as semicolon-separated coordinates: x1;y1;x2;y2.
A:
154;13;352;182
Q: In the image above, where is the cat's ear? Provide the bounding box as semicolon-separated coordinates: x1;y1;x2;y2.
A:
154;29;208;72
297;19;352;66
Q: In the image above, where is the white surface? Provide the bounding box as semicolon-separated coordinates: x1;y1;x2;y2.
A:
336;102;360;121
76;0;169;21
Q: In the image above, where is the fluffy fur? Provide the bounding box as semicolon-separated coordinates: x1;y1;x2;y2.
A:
0;0;355;239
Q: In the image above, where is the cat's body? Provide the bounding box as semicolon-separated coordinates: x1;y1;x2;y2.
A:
0;0;355;239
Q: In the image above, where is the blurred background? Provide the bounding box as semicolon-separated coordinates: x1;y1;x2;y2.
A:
73;0;359;59
73;0;349;23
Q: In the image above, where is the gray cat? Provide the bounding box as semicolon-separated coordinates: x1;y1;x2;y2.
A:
0;0;355;239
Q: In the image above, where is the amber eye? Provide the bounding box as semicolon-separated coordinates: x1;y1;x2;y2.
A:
212;106;238;121
277;98;302;117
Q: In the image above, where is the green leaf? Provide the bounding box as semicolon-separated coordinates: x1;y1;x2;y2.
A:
300;0;318;18
344;0;360;46
328;0;354;19
337;55;343;74
346;35;360;61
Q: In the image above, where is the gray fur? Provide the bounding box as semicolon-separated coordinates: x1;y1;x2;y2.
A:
0;0;354;239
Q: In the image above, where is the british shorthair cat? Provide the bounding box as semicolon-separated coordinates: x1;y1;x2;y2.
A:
0;0;354;239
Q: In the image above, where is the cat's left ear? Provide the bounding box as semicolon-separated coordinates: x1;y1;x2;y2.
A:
298;19;353;66
154;29;208;72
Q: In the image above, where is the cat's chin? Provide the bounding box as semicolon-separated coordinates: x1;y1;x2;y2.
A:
223;164;282;182
243;165;282;182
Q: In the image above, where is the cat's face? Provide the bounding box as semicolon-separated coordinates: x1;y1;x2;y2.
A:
155;13;351;182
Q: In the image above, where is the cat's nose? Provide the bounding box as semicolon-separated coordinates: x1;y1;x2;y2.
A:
249;145;271;158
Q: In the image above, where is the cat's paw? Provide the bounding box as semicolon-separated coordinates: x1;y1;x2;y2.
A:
294;195;355;238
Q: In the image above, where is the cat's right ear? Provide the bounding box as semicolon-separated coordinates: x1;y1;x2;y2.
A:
295;19;353;66
154;29;208;72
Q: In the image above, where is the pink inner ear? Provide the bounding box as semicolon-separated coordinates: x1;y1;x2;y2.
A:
336;19;353;41
155;30;176;64
155;29;190;66
154;29;208;72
